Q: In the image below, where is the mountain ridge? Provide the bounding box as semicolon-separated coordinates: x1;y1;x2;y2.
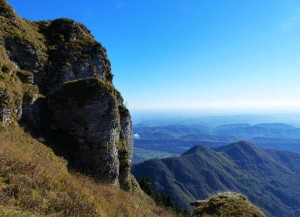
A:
132;141;300;217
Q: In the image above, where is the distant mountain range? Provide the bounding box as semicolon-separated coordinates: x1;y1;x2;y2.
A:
215;123;300;139
132;141;300;217
134;123;300;140
133;123;300;163
132;114;300;128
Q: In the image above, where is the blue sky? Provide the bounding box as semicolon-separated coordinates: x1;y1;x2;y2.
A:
8;0;300;114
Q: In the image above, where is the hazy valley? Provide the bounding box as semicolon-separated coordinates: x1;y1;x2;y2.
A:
133;116;300;163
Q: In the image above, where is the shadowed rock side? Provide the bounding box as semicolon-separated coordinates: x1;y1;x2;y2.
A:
0;0;133;190
192;192;265;217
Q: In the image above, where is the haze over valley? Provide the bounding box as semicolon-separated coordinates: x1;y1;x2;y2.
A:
132;113;300;163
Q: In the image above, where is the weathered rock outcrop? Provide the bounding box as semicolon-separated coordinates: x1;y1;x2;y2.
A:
0;0;133;190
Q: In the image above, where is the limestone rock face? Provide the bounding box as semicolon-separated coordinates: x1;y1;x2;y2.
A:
36;18;113;93
0;0;133;190
47;79;122;186
0;88;11;124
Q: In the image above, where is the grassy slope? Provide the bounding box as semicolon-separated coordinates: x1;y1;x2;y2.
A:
0;125;176;217
192;192;265;217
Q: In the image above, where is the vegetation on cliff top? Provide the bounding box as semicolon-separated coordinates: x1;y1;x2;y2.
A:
48;78;117;104
0;0;47;61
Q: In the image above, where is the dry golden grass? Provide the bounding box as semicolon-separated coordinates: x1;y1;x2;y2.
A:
192;192;265;217
0;125;177;217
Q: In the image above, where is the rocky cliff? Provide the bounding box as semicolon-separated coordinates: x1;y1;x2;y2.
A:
0;0;133;190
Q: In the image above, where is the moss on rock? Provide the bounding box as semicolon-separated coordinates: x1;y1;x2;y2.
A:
48;78;117;105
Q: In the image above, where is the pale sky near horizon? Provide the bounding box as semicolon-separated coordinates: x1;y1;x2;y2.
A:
7;0;300;114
